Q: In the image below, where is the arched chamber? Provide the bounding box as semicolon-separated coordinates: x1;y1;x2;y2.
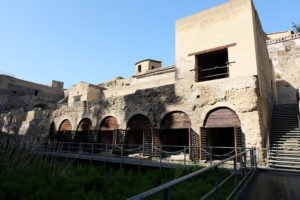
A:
200;108;243;160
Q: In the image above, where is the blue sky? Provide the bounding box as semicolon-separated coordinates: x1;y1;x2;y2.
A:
0;0;299;88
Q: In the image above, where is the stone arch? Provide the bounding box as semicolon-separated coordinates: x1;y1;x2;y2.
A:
127;114;151;130
56;119;73;141
99;116;119;144
58;119;73;131
126;114;151;145
76;118;92;131
200;107;243;160
160;111;191;129
203;107;241;128
100;116;119;130
75;118;93;142
48;121;56;140
160;111;191;151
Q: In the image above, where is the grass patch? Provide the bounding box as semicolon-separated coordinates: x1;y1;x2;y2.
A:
0;137;239;200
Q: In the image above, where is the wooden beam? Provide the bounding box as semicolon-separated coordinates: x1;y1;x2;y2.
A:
188;43;237;57
188;128;191;154
199;128;202;161
234;127;238;162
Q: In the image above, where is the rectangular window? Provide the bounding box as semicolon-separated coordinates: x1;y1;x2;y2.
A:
138;65;142;72
195;48;229;82
74;96;81;102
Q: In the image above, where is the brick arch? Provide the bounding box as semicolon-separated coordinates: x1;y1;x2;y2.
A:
203;107;241;128
100;116;119;130
127;114;151;130
200;107;243;160
160;111;191;129
159;111;191;152
76;118;92;131
58;119;73;131
126;114;151;146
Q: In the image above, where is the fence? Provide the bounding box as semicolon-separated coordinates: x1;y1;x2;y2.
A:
127;148;257;200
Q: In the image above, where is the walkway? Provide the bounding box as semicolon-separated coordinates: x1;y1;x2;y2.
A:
39;151;192;169
238;170;300;200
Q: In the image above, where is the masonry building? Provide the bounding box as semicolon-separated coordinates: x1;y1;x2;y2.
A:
1;0;299;161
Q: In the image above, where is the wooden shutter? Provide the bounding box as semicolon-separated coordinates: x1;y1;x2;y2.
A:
200;127;208;160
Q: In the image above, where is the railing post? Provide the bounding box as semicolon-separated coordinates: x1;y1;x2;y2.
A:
163;188;170;200
160;145;162;170
120;144;123;170
251;148;255;168
138;145;141;172
79;143;82;153
68;142;70;154
91;143;94;154
214;166;220;200
239;152;243;175
254;148;258;167
184;146;187;170
233;156;237;188
209;146;213;166
243;151;247;173
105;143;108;153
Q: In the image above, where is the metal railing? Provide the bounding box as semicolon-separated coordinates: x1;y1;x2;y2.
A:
36;141;253;169
127;148;257;200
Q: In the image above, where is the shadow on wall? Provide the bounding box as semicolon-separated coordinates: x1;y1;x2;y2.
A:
276;80;299;105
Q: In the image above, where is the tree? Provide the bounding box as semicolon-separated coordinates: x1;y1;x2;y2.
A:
292;22;300;33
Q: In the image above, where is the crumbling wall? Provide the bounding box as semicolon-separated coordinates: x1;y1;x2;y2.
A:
267;33;300;90
251;5;276;148
0;109;52;137
0;75;64;112
52;75;263;148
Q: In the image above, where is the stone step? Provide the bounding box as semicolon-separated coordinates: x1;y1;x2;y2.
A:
269;156;300;161
269;164;300;169
269;159;300;165
269;152;300;157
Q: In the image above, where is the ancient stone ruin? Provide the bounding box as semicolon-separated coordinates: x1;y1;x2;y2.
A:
1;0;299;162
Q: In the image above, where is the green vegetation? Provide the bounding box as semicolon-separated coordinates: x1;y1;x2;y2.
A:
292;22;300;33
0;139;237;200
275;73;281;79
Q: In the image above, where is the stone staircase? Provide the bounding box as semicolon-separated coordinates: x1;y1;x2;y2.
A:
269;104;300;170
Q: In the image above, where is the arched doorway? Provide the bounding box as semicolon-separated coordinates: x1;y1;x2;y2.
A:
99;116;119;144
59;119;72;131
126;114;151;147
49;122;56;141
160;111;191;151
57;119;73;141
76;118;92;142
201;107;242;160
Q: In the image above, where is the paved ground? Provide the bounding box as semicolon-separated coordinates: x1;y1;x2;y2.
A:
239;170;300;200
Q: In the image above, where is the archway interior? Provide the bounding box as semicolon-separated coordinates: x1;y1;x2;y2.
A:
204;108;241;159
126;114;151;146
99;117;119;144
206;127;235;159
56;119;73;141
160;112;191;152
76;118;92;142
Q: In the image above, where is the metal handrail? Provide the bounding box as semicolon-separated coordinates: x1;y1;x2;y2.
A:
127;148;256;200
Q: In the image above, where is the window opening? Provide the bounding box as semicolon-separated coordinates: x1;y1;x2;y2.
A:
196;49;229;82
138;65;142;73
74;96;81;102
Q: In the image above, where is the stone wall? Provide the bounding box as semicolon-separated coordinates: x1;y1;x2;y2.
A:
0;75;64;112
267;33;300;90
175;0;257;79
252;6;276;147
68;82;104;105
0;108;52;137
52;75;264;148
